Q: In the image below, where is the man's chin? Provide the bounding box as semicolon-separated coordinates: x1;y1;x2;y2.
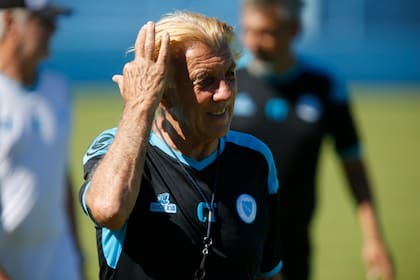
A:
248;59;276;76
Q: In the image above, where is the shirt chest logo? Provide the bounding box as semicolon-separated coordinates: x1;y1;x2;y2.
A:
296;94;323;123
236;193;257;224
150;192;177;214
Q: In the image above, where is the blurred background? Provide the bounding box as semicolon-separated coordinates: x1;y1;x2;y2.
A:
45;0;419;279
48;0;420;83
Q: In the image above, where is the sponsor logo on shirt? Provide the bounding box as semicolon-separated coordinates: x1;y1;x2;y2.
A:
265;97;288;122
236;193;257;224
150;192;177;214
86;133;114;157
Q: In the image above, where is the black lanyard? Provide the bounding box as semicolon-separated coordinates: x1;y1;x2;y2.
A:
154;121;221;280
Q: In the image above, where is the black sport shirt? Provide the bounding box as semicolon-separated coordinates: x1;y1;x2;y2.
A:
80;128;283;279
231;60;361;227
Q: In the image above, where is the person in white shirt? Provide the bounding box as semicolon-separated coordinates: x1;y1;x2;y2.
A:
0;1;83;279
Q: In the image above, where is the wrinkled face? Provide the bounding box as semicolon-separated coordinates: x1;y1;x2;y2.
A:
168;41;237;143
18;12;56;61
241;5;295;62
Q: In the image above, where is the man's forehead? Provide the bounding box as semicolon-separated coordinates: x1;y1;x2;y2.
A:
242;4;290;24
184;41;234;68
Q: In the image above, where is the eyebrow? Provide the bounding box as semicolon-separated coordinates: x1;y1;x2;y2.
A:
192;58;236;78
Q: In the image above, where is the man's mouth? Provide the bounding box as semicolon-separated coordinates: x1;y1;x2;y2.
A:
209;108;227;116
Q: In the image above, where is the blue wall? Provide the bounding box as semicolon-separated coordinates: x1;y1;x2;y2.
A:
45;0;420;83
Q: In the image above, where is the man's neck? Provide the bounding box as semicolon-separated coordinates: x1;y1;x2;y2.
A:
153;115;219;161
248;53;296;77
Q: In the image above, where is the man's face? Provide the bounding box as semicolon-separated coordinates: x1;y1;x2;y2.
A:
168;42;237;144
241;5;295;62
18;12;56;62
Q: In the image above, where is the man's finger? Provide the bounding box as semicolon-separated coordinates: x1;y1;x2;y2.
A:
134;24;147;61
112;74;123;93
157;31;170;66
144;21;155;61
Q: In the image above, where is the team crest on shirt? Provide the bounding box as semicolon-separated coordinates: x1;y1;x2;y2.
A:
236;194;257;224
150;192;177;214
296;94;323;123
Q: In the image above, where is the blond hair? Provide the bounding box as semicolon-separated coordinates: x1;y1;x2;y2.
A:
128;10;241;61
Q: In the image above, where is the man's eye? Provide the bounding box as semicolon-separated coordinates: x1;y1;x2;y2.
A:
226;71;236;80
198;77;216;88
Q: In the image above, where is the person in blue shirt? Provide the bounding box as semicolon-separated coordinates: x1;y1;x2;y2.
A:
80;11;283;280
231;0;394;279
0;1;83;279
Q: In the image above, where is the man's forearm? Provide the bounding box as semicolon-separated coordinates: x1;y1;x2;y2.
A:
86;105;154;230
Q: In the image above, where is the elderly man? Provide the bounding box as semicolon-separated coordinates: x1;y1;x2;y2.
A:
80;10;283;280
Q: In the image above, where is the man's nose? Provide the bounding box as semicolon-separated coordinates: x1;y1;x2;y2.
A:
243;32;261;52
213;79;234;102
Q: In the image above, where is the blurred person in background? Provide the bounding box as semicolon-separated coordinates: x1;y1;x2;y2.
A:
231;0;394;279
79;11;283;280
0;0;83;279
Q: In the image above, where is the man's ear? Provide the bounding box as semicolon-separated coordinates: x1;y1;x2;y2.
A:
3;9;14;29
2;9;22;39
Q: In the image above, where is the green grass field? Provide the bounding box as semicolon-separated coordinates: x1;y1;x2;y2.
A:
70;83;420;280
